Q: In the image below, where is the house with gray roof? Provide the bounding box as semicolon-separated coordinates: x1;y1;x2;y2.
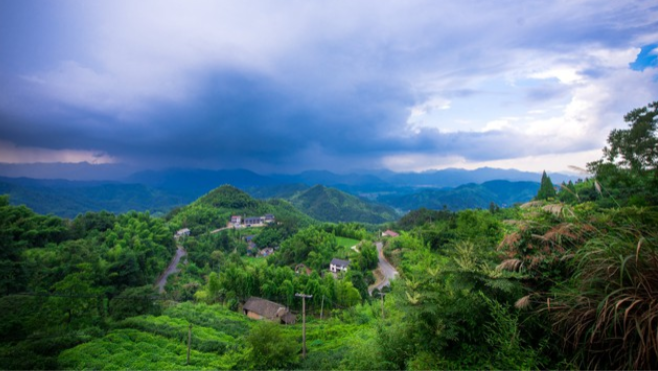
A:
330;258;350;273
243;297;296;324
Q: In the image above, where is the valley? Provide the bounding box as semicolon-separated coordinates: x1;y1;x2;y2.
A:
0;167;561;222
1;104;657;370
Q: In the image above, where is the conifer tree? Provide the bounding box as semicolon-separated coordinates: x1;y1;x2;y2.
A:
558;180;578;204
535;171;557;200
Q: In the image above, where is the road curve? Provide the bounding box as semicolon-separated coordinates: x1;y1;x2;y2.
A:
369;241;398;295
155;245;187;293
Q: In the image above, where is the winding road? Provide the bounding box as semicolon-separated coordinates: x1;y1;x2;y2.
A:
155;245;187;293
368;241;398;295
156;236;397;296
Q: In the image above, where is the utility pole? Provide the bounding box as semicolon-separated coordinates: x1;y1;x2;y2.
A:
295;293;313;358
187;324;192;365
320;295;325;320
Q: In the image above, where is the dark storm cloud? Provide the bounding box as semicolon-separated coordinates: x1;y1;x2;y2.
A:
1;0;657;174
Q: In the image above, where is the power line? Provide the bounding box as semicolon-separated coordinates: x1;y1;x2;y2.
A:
10;292;172;301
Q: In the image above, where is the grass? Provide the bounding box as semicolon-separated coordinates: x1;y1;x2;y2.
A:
57;301;373;370
242;256;268;267
336;237;360;249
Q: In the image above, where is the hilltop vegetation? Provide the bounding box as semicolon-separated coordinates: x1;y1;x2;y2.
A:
289;184;400;224
166;185;315;235
0;178;187;218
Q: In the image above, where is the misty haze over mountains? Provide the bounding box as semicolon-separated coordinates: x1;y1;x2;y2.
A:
0;165;577;219
0;162;579;186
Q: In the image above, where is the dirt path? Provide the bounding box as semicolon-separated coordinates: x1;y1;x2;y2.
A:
155;245;187;293
210;226;231;234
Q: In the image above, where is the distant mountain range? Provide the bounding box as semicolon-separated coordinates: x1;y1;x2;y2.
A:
127;166;576;195
0;176;186;218
0;167;576;221
372;167;576;188
379;180;540;211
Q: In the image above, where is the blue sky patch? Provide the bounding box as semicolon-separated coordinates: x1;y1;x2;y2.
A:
630;44;658;71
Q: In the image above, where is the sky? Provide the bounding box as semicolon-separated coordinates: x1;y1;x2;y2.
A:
0;0;657;178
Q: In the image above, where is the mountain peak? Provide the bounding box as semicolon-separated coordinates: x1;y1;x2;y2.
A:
195;184;259;209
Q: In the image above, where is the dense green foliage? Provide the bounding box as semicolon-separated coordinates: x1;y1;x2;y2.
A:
289;184;400;223
167;185;314;235
3;103;658;370
0;199;175;369
587;101;658;207
0;179;188;218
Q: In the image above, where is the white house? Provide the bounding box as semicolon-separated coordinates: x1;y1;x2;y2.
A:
330;258;350;273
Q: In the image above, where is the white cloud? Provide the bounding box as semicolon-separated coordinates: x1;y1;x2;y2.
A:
383;149;602;174
0;140;116;164
402;44;658;170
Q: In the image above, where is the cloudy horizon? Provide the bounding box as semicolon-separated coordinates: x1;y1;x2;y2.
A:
1;1;657;179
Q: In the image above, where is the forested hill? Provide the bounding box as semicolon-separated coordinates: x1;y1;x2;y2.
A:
0;170;554;220
378;180;539;211
288;184;400;224
0;177;187;218
166;185;315;234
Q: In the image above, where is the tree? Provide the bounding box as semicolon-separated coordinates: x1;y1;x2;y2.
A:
489;201;499;214
246;321;298;369
109;285;161;320
601;101;658;174
557;181;578;204
535;171;556;200
587;101;658;206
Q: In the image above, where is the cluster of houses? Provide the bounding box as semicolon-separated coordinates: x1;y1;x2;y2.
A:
229;214;275;228
244;235;275;257
239;258;353;324
178;223;401;325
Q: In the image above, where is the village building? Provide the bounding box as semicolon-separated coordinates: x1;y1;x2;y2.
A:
330;258;350;273
175;228;191;239
244;235;258;254
259;247;274;257
230;215;242;225
295;263;312;275
382;229;400;238
244;216;264;226
229;214;275;228
242;297;296;324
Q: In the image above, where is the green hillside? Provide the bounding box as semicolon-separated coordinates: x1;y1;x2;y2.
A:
0;180;187;218
246;183;310;199
57;301;373;370
378;180;539;211
168;185;315;234
288;184;400;224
